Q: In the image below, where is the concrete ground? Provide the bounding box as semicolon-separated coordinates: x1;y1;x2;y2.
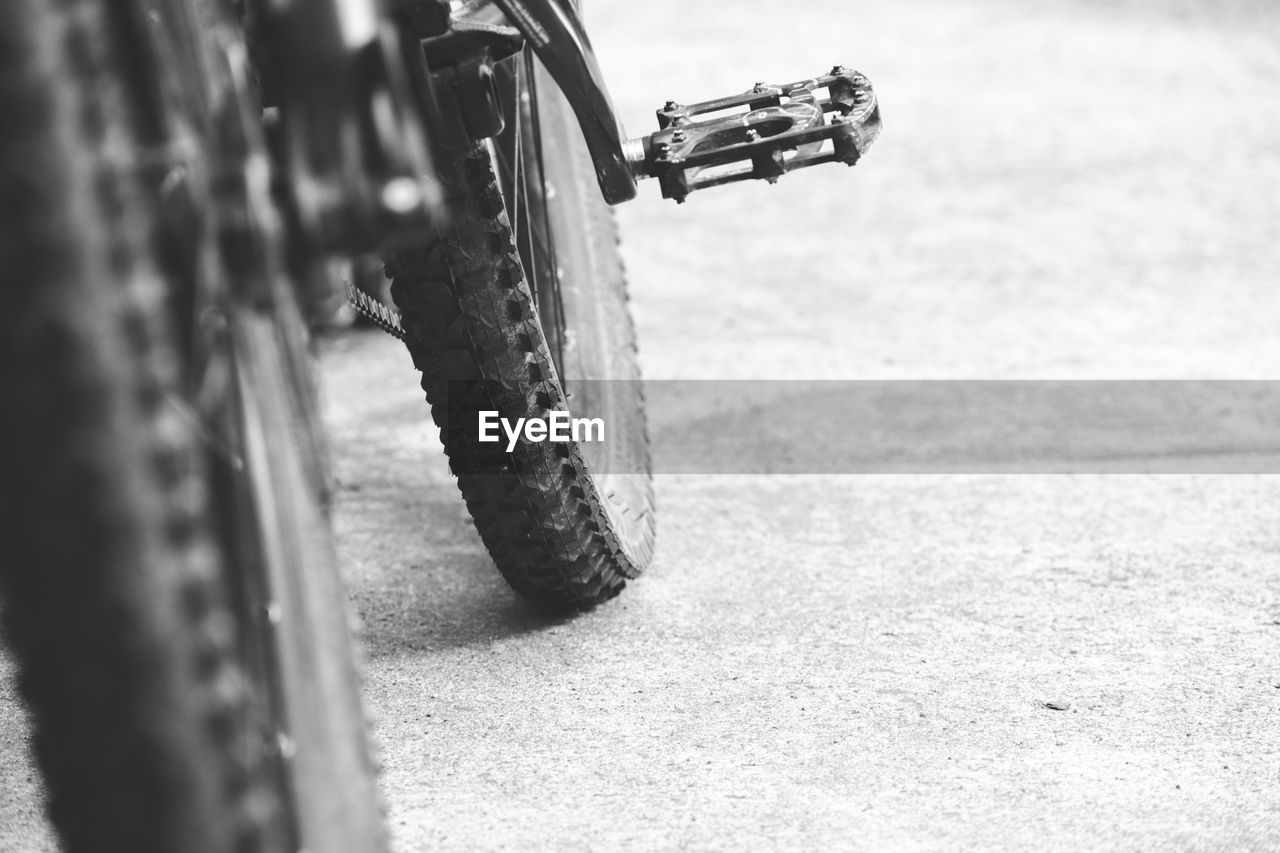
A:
3;0;1279;850
329;0;1280;848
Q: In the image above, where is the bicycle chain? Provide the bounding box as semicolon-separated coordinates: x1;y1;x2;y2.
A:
345;282;406;339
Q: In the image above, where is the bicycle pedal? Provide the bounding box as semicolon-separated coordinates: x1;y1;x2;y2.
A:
625;66;881;203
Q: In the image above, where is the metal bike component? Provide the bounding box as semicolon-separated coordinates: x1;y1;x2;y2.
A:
440;6;883;207
400;2;522;144
385;0;451;38
487;0;638;203
626;67;882;203
455;57;507;139
251;0;441;253
415;1;522;68
345;282;407;339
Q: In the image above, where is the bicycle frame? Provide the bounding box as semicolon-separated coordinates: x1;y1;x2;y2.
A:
487;0;638;203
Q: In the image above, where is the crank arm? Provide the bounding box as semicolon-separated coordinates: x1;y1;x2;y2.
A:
625;67;882;203
488;0;637;204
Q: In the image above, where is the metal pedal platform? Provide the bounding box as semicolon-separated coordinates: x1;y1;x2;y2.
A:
625;66;881;203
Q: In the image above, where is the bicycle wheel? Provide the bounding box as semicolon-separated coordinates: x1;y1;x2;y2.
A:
383;46;655;607
0;1;384;850
215;295;386;853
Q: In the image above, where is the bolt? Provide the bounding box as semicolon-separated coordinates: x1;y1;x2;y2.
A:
672;129;686;143
664;99;679;111
830;65;846;76
753;81;767;92
746;128;760;142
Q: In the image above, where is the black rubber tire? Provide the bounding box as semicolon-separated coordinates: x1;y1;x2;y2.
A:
0;2;385;852
508;54;655;572
383;52;655;607
0;1;274;851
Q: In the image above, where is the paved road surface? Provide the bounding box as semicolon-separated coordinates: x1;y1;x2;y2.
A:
3;0;1279;850
330;0;1280;847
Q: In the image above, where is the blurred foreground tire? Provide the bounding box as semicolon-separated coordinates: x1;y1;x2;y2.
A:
0;1;385;851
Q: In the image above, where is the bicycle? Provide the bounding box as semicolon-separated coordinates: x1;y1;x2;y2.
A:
0;0;880;850
368;0;883;605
